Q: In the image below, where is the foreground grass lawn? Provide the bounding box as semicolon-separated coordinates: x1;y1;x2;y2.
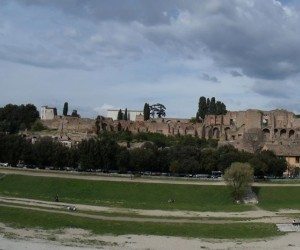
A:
0;174;251;212
255;186;300;211
0;206;282;239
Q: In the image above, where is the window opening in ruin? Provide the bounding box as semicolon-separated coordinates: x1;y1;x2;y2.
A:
230;119;234;126
296;157;300;164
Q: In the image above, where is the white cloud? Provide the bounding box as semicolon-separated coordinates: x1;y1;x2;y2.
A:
93;104;115;116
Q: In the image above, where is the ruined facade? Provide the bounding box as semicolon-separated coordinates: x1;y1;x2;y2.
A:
40;109;300;144
38;109;300;171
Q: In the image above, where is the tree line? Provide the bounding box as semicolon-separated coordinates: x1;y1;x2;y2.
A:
0;132;286;177
0;104;40;133
196;96;227;120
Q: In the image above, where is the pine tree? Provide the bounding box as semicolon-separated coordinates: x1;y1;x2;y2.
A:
63;102;68;116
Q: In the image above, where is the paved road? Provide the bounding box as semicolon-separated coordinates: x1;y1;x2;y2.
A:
1;167;300;186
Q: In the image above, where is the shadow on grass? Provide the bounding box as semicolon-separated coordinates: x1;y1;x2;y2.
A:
252;186;261;197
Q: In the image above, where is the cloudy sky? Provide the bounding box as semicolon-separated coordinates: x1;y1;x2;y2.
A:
1;0;300;118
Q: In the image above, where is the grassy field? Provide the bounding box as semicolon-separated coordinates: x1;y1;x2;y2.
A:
254;186;300;211
0;205;282;239
1;175;300;212
0;174;251;212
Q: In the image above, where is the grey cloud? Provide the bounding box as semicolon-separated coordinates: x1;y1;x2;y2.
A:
201;73;220;83
251;80;290;98
230;70;243;77
0;44;90;70
12;0;184;25
4;0;300;81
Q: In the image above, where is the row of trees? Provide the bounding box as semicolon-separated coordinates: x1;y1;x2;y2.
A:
0;104;39;133
0;133;286;177
117;108;128;121
196;96;227;120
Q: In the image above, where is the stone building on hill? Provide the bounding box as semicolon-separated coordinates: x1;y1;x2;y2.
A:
40;106;57;120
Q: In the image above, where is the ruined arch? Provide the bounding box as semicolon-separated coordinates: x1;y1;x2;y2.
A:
213;127;220;139
205;126;213;139
280;129;286;138
224;127;230;140
289;129;295;139
262;128;270;140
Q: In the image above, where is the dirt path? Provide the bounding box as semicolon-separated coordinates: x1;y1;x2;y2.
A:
0;196;296;224
1;203;255;224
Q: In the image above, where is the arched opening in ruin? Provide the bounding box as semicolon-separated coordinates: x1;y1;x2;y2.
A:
213;127;220;139
206;127;212;139
262;128;270;140
224;127;230;140
117;122;122;131
280;129;286;138
289;130;295;139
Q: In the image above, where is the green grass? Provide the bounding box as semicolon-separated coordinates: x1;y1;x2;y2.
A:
255;186;300;211
0;174;251;212
0;205;282;239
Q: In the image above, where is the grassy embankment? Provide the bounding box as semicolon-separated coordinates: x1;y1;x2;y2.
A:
0;174;250;212
1;175;300;211
0;205;282;239
254;186;300;211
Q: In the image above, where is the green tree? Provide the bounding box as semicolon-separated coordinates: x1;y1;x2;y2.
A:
117;109;123;120
0;104;39;133
71;110;80;117
197;96;207;120
208;97;217;115
150;103;166;118
116;148;130;173
216;101;227;115
143;103;150;121
224;162;254;201
31;120;46;131
124;108;128;121
63;102;68;116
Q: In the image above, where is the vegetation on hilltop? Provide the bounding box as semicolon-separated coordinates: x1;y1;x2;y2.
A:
196;96;227;120
0;104;39;133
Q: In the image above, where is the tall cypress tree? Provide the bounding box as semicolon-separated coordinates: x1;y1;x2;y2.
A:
206;98;211;114
210;97;216;115
117;109;123;120
63;102;68;116
197;96;207;119
124;108;128;121
143;103;150;121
